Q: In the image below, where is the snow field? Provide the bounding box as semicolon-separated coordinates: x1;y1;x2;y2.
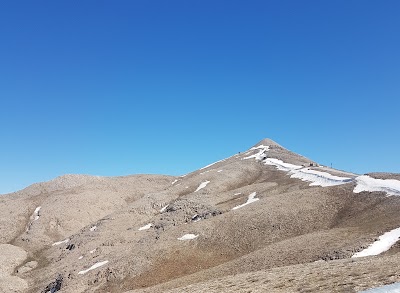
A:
354;175;400;196
265;158;351;187
352;227;400;258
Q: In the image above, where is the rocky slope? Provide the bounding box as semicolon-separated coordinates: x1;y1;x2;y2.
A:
0;138;399;293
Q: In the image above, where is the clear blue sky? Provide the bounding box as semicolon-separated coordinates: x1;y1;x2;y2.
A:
1;1;399;194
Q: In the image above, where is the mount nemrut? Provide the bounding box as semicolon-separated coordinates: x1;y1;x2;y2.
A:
1;138;400;292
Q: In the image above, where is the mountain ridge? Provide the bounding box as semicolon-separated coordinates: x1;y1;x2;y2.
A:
0;138;399;293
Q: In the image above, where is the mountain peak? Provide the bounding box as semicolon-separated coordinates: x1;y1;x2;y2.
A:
251;138;313;167
253;138;284;149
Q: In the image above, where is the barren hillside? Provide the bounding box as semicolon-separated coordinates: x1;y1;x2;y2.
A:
1;138;399;293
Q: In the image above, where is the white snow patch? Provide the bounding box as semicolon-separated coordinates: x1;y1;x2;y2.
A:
195;181;210;192
265;158;352;187
359;282;400;292
178;234;199;240
290;168;353;187
250;144;269;150
90;226;97;231
354;175;400;196
33;206;41;220
171;179;178;185
34;206;41;214
138;223;152;231
232;192;259;210
217;170;223;173
78;256;83;260
243;145;269;160
352;227;400;258
234;192;242;196
191;214;201;222
160;205;168;213
52;239;70;246
199;159;225;170
90;248;96;254
78;260;109;275
264;158;303;172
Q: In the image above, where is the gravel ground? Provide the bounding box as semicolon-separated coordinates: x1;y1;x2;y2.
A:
0;138;399;293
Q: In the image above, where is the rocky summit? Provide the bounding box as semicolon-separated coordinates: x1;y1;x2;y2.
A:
1;138;400;293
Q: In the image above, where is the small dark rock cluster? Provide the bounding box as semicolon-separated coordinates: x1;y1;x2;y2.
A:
152;199;222;239
319;250;348;261
42;274;63;293
66;244;75;250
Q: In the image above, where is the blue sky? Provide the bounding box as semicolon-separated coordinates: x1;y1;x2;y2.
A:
1;1;399;194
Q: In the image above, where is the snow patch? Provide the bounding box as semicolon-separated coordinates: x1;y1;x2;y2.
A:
191;214;201;222
26;206;42;232
138;223;152;231
359;282;400;292
90;248;96;254
52;239;70;246
78;260;109;275
171;179;178;185
178;234;199;240
217;170;223;173
354;175;400;196
352;227;400;258
232;192;259;210
290;168;353;187
90;226;97;231
33;206;41;220
160;205;168;213
234;192;242;196
199;157;228;170
78;256;83;260
243;145;269;160
195;181;210;192
264;158;303;172
265;158;352;187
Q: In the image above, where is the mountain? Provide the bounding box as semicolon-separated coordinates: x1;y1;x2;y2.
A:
1;138;400;293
